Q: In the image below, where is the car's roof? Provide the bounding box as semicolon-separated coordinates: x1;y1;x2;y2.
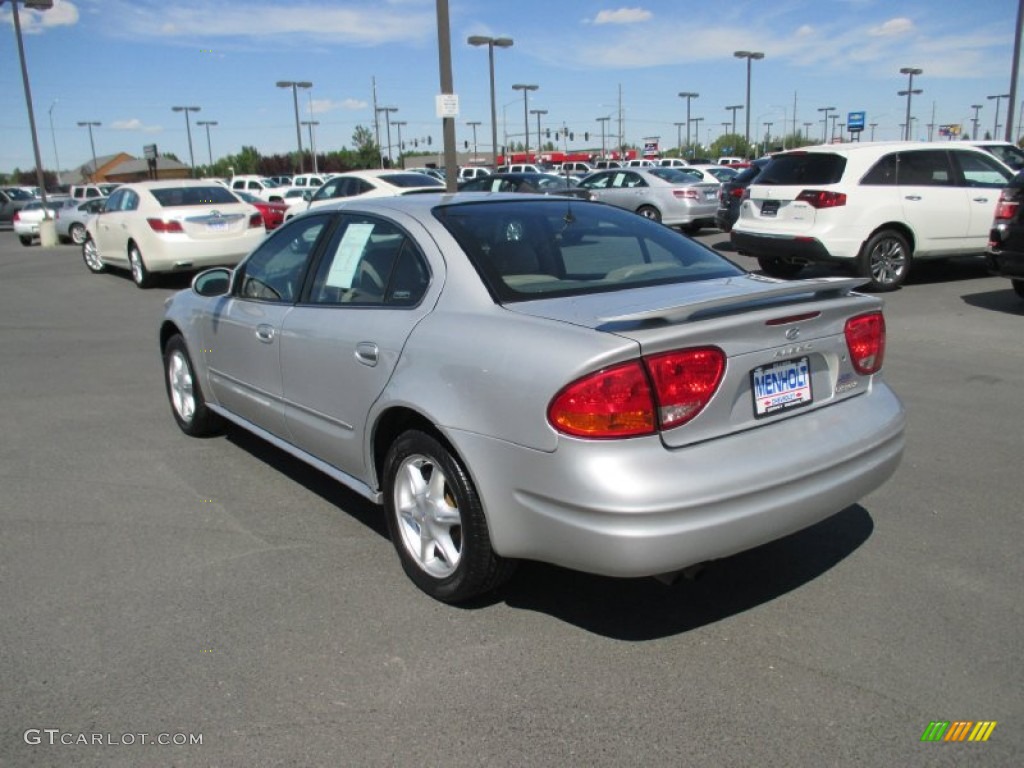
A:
293;191;576;218
779;140;996;156
118;179;237;190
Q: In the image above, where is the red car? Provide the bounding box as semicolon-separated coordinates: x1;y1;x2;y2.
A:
235;190;287;230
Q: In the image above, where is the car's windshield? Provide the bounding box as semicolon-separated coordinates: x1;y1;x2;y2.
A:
434;199;742;303
982;143;1024;171
380;173;444;189
5;188;34;201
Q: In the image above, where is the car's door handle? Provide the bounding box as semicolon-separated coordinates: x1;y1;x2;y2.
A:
256;324;275;343
355;341;379;366
904;195;922;201
972;197;990;203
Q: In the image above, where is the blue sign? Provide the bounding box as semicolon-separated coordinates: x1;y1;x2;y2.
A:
847;111;866;132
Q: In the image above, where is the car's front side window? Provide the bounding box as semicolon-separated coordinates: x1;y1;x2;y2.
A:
104;190;125;212
236;214;332;303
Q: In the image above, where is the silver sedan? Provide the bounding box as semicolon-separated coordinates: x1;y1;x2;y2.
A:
160;194;905;602
577;167;721;233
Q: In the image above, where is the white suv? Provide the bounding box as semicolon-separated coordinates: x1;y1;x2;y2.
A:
731;141;1014;290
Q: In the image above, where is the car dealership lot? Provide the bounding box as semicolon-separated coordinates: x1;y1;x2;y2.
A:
2;231;1021;766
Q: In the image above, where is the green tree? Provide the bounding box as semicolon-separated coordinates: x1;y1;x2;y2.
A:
351;125;380;168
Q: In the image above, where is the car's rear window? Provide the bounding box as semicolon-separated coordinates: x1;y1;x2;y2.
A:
151;186;240;207
434;199;742;303
755;153;846;185
380;173;444;188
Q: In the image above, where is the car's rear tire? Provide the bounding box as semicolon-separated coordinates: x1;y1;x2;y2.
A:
383;430;516;603
1012;279;1024;299
637;205;662;223
859;229;911;291
82;236;106;273
129;243;154;288
757;255;803;279
69;222;88;245
163;334;222;437
18;235;32;246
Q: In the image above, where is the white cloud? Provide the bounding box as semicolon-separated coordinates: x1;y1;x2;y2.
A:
110;119;161;133
870;18;915;37
593;8;653;25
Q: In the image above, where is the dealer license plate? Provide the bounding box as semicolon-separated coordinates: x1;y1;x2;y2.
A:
751;356;812;418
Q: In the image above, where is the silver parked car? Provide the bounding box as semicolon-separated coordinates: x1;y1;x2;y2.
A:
577;167;721;233
160;194;905;602
56;197;106;245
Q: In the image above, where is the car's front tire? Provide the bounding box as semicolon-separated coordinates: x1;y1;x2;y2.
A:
81;236;106;273
128;243;154;288
859;229;911;291
757;255;803;279
163;334;222;437
383;430;515;603
18;235;33;246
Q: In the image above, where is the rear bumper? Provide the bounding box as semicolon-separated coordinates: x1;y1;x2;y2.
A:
986;247;1024;279
450;382;905;578
731;230;858;264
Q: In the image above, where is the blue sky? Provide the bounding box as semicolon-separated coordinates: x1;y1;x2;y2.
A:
1;0;1021;173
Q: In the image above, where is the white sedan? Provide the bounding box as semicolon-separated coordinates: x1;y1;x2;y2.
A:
284;169;444;220
82;180;266;288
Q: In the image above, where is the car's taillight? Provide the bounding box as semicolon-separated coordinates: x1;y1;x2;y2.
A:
729;186;746;199
796;190;847;208
12;211;20;222
644;348;726;429
673;188;699;200
249;212;264;228
845;312;886;375
548;347;726;438
994;192;1019;221
147;218;184;233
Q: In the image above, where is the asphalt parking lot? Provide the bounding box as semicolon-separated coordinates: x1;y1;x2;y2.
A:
1;227;1021;767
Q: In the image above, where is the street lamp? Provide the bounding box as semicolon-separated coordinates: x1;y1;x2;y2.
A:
530;109;547;152
674;122;685;156
970;104;984;140
988;93;1011;140
276;80;312;173
466;120;481;160
690;117;704;153
725;105;743;137
678;91;699;156
869;123;878;141
6;0;55;242
596;116;611;159
899;67;923;141
76;121;100;181
512;84;538;160
196;120;217;167
375;106;398;167
171;106;200;175
391;120;406;168
300;120;319;172
763;121;773;155
818;106;836;143
48;99;61;186
734;51;764;151
467;35;513;166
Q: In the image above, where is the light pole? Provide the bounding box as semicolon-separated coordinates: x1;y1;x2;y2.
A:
690;117;703;154
988;93;1011;140
171;106;200;175
869;123;878;141
7;0;54;237
596;116;611;159
467;35;513;166
818;106;835;143
301;120;319;172
466;120;481;160
734;51;764;151
763;121;773;155
48;99;61;186
391;120;406;168
512;84;538;161
971;104;984;140
77;121;100;181
829;113;839;142
803;122;814;141
376;106;398;167
674;122;685;156
196;120;217;168
725;105;743;137
678;91;699;156
276;80;312;173
899;67;923;140
530;109;547;152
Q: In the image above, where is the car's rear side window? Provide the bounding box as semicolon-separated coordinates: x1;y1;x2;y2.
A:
756;153;846;185
151;186;239;207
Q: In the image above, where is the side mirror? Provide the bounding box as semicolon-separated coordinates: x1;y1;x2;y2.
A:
192;267;232;297
303;190;314;201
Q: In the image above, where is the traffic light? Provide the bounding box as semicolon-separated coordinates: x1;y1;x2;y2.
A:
464;140;469;149
584;132;589;141
569;132;574;141
546;128;550;138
